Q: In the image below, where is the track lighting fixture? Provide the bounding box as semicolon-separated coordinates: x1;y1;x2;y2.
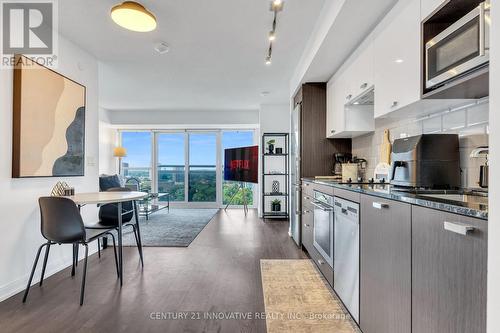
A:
265;1;283;65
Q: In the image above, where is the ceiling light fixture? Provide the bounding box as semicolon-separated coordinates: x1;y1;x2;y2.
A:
395;59;404;63
265;1;284;65
268;30;276;41
111;1;157;32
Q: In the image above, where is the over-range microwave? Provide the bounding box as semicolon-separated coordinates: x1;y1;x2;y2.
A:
425;1;490;90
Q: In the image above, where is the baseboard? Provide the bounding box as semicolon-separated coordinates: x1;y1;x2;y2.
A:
0;247;98;303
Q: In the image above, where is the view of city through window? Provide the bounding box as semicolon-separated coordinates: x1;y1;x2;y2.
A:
121;130;255;205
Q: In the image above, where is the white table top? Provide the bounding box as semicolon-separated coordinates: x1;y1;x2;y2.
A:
66;191;148;205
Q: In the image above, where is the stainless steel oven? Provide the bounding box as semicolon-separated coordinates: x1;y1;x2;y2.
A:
312;191;334;267
425;1;490;89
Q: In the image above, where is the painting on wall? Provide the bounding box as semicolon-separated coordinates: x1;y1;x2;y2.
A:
12;55;86;178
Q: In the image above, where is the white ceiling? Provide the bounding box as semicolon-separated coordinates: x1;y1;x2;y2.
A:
58;0;326;111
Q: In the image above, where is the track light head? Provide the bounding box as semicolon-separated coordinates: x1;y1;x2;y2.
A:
268;31;276;41
265;56;272;65
270;0;284;12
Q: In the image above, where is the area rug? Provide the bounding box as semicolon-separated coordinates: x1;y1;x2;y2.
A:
119;209;219;247
260;259;358;333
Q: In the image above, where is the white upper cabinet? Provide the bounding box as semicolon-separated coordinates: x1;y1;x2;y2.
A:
326;37;375;138
373;0;421;118
421;0;448;20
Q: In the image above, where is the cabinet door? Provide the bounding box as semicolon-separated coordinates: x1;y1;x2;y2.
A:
373;0;420;118
360;195;411;333
412;206;487;333
347;39;374;99
421;0;448;20
326;79;337;138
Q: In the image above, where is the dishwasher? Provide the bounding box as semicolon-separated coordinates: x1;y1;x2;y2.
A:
333;197;359;323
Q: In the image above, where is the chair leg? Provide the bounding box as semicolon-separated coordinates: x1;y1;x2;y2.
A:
75;245;79;267
106;232;120;278
97;238;101;258
133;201;144;266
39;243;51;287
80;244;89;306
22;243;48;303
71;244;76;277
131;225;144;267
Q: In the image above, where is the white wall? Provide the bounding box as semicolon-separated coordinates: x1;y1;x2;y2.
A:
0;36;100;302
487;0;499;331
99;108;118;175
106;109;259;127
258;104;291;216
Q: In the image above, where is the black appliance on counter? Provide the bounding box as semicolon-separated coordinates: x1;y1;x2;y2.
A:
390;134;460;189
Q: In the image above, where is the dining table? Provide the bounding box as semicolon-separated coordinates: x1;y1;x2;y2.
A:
66;191;148;286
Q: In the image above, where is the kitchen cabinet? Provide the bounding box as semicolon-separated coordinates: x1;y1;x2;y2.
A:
412;206;487;333
421;0;448;20
360;195;411;333
373;0;420;118
326;39;375;138
301;199;313;253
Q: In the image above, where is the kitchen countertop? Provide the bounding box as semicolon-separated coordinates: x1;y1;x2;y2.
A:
302;178;488;220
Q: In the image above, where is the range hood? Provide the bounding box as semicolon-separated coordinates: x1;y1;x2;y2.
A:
347;87;374;106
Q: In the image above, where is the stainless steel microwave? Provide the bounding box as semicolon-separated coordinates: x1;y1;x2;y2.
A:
425;1;490;89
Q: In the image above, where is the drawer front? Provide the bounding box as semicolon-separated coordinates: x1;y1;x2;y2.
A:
308;244;334;287
301;207;314;253
334;188;361;203
302;181;314;197
312;183;335;196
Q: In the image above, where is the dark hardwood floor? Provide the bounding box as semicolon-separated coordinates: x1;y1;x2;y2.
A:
0;209;306;333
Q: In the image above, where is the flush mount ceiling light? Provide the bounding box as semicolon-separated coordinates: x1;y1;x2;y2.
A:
111;1;157;32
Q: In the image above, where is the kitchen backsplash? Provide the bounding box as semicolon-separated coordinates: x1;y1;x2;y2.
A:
352;99;489;189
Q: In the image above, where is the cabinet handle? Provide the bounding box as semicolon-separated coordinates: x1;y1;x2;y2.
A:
318;259;325;265
304;196;311;200
391;101;398;108
372;202;389;210
303;210;311;214
304;223;310;227
444;221;475;235
360;82;368;89
346;94;352;100
330;129;335;134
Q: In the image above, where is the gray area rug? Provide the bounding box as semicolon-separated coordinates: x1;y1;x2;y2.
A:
118;209;219;247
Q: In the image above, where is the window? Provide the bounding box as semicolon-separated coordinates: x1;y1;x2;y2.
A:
222;131;255;205
119;129;255;207
121;131;152;192
188;133;217;202
157;133;185;201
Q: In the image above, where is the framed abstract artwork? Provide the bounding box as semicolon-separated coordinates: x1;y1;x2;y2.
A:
12;55;86;178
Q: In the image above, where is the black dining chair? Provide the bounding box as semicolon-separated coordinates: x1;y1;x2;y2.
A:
23;197;119;305
86;187;144;266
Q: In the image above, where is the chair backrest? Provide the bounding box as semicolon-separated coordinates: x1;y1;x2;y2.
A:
98;187;134;226
39;197;86;243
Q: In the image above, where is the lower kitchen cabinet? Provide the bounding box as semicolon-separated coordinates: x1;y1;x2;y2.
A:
301;202;314;253
412;206;487;333
360;195;411;333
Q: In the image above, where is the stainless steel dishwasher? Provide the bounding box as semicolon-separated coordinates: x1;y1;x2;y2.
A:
334;197;360;323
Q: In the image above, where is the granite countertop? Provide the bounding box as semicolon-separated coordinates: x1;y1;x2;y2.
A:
302;178;488;220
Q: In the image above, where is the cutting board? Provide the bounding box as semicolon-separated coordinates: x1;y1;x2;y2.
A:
379;129;392;165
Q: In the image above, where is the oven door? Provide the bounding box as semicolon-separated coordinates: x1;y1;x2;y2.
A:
426;2;489;89
312;191;334;268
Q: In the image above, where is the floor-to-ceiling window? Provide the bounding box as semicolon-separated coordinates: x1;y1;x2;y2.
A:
120;129;255;207
157;133;185;202
188;133;218;202
221;131;255;206
121;131;152;191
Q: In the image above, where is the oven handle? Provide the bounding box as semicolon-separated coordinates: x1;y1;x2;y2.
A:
311;200;334;212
